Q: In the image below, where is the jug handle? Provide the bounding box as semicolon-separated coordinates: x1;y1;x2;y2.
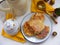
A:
0;0;10;12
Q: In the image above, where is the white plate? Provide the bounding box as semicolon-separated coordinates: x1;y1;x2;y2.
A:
21;13;52;43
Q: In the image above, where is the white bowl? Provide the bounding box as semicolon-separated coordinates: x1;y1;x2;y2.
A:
4;19;19;35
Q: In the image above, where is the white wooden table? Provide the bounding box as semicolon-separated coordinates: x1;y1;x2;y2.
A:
0;0;60;45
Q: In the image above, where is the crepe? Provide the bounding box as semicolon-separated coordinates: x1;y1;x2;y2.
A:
27;20;45;34
31;13;45;22
23;13;45;36
23;13;49;39
36;26;49;39
23;22;34;36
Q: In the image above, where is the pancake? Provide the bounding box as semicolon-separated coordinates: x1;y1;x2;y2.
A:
31;13;45;22
27;20;45;34
36;26;49;39
23;13;49;39
23;22;34;36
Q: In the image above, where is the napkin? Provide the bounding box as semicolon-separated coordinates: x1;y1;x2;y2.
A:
1;13;26;43
31;0;55;15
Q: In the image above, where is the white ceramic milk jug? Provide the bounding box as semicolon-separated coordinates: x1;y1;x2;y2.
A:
4;19;19;35
0;0;28;16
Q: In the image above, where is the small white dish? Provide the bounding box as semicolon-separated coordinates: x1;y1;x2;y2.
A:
21;13;52;43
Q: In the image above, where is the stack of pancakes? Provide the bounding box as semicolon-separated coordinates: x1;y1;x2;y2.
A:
23;13;49;39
